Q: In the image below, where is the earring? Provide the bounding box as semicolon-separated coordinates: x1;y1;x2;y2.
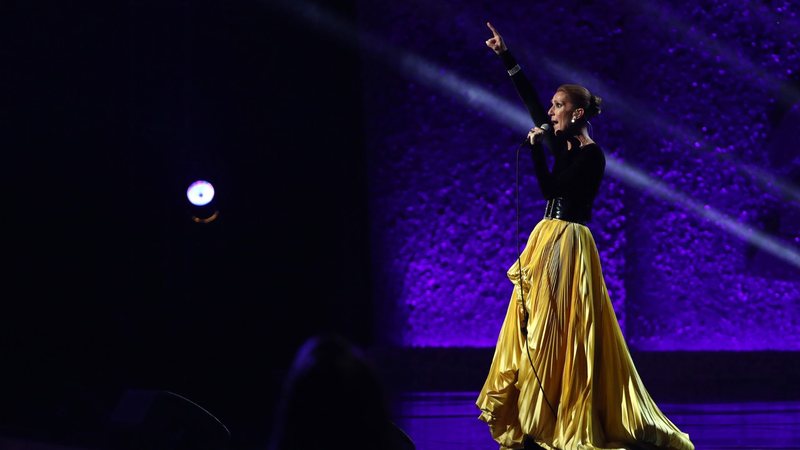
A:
571;117;576;123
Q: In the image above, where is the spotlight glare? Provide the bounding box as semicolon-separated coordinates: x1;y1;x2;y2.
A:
272;0;800;269
187;180;215;206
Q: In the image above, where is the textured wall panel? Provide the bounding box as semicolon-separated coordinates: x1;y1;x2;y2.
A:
359;0;800;349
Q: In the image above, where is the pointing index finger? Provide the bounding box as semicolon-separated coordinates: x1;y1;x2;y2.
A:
486;21;500;38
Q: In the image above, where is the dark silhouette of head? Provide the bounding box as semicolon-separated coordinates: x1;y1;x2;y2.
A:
268;333;414;450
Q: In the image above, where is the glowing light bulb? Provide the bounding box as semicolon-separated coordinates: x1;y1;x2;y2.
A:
187;180;215;206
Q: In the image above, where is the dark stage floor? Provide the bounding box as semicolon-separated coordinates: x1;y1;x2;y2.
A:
394;392;800;450
1;392;799;449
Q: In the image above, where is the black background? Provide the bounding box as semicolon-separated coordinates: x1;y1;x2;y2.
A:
4;0;371;447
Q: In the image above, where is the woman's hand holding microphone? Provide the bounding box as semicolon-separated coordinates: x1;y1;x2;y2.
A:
527;126;547;146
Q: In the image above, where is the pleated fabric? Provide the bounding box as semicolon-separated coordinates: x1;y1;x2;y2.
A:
476;218;694;450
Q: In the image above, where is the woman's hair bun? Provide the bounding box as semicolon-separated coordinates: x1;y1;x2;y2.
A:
588;94;602;117
557;84;602;119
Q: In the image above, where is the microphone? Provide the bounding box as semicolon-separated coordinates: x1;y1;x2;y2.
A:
522;123;551;145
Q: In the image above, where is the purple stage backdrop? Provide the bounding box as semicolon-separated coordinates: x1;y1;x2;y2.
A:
357;0;800;350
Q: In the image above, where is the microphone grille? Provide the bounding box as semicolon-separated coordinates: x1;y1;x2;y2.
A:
540;123;551;131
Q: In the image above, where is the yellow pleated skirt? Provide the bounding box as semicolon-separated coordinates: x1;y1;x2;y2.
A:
476;218;694;450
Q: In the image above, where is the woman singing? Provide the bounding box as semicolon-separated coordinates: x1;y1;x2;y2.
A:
475;22;695;450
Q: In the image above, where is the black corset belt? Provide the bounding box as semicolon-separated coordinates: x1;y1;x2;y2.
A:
544;197;591;225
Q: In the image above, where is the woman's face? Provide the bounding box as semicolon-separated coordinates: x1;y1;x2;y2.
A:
548;90;575;134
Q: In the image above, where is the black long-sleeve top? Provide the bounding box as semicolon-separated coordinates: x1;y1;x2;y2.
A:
499;50;605;217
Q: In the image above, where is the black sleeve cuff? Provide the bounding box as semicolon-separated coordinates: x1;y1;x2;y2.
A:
499;50;518;71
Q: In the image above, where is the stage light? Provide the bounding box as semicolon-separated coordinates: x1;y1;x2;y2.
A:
187;180;215;206
187;180;219;223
